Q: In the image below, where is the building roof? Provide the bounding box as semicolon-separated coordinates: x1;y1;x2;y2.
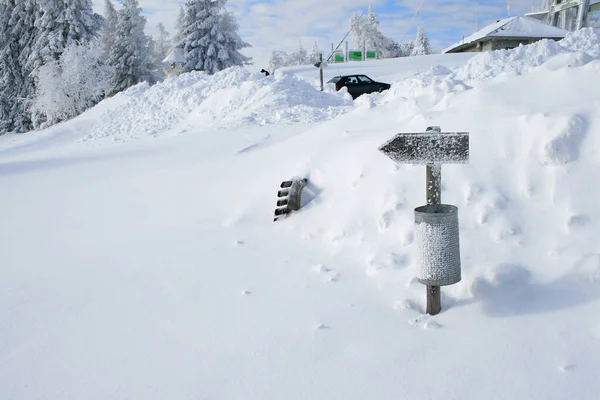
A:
443;16;569;53
163;49;186;64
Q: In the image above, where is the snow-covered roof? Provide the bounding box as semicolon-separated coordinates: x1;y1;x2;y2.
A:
162;49;185;64
443;16;569;53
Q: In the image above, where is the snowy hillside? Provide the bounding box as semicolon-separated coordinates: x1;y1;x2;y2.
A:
2;30;600;399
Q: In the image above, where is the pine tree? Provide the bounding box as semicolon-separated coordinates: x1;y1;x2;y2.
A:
365;5;393;58
4;0;38;132
179;0;249;74
107;0;152;95
100;0;118;60
411;26;431;56
0;0;21;133
29;0;103;71
349;13;367;50
218;11;251;68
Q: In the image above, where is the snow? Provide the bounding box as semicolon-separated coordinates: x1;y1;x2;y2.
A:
2;29;600;399
443;16;569;53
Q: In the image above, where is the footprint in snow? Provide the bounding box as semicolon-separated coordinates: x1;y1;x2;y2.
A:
312;264;340;283
409;314;443;330
315;323;329;330
241;290;252;296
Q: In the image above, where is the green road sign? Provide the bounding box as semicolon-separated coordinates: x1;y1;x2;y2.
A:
334;52;345;63
366;50;377;59
348;50;362;61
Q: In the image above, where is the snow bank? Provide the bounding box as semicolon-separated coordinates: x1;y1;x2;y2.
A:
5;27;600;400
453;28;600;80
86;67;352;142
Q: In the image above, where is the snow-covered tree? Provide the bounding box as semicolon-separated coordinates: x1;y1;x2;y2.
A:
172;6;185;48
107;0;152;95
155;23;171;61
218;11;251;68
0;0;21;133
288;41;308;65
2;0;38;132
365;5;390;57
268;50;286;73
411;26;431;56
309;41;321;63
349;6;396;58
349;12;367;51
401;41;415;56
100;0;118;60
179;0;250;74
28;0;104;71
32;41;113;128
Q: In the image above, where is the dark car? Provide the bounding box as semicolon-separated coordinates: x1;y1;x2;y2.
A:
327;74;391;99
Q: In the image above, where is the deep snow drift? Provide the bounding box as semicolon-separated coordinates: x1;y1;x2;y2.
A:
2;30;600;400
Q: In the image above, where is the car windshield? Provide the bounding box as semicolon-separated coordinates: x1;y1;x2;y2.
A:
357;75;373;84
327;77;342;83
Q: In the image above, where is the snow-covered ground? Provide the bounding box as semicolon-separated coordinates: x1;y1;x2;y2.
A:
2;30;600;399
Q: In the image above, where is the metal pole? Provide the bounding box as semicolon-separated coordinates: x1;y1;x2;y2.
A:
319;53;324;91
425;163;442;315
363;40;366;61
345;41;349;62
578;0;591;30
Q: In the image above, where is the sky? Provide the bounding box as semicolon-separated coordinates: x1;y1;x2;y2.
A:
98;0;543;71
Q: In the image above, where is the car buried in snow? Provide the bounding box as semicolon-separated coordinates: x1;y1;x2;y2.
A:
327;74;391;99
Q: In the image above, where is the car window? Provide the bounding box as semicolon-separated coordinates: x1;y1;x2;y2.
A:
327;77;341;84
357;75;373;84
347;76;359;84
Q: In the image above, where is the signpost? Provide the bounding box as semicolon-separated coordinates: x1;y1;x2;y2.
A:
379;126;469;315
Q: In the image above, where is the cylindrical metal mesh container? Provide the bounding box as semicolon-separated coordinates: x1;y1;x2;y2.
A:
414;204;461;286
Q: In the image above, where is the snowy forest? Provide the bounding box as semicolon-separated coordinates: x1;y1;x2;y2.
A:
0;0;250;135
268;6;431;72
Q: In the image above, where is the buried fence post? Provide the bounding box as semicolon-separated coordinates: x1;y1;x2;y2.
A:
378;126;469;315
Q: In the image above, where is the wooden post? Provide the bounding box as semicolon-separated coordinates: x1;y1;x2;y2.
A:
319;53;324;91
426;163;442;315
426;164;441;205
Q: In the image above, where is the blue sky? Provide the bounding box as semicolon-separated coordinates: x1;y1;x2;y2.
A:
98;0;543;69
